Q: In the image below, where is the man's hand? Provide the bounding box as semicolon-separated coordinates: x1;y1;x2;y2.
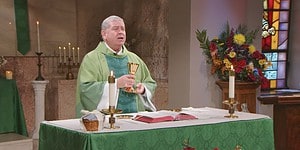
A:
135;83;145;94
117;74;135;88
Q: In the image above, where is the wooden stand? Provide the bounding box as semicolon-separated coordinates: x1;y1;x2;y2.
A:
258;95;300;150
216;80;260;113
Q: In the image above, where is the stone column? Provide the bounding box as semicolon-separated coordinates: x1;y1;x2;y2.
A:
32;80;49;139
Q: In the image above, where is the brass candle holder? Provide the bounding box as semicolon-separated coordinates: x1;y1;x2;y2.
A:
66;57;74;80
223;98;238;118
108;106;118;129
101;106;121;129
124;62;139;93
35;52;45;81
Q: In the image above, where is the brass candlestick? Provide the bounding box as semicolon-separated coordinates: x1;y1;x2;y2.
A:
223;98;238;118
100;106;120;129
108;106;117;129
124;62;139;93
35;52;45;81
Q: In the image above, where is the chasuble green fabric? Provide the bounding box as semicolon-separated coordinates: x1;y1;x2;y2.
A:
14;0;30;55
76;42;156;117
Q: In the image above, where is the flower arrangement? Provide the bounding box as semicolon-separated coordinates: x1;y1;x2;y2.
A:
196;23;271;88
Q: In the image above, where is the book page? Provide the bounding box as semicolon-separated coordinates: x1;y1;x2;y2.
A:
137;110;179;118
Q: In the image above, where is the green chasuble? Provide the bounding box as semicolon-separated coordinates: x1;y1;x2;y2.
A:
76;42;157;117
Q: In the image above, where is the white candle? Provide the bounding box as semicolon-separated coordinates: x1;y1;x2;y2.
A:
108;71;116;107
5;71;13;80
72;47;75;63
59;46;62;63
68;43;71;58
77;47;80;63
63;47;66;63
229;65;235;98
36;21;40;52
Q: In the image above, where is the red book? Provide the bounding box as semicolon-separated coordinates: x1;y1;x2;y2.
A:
133;111;197;123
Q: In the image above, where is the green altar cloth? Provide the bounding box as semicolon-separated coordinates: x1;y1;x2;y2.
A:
0;77;28;136
39;109;274;150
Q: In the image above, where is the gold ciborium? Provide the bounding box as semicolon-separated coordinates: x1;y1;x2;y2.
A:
223;98;238;118
124;62;139;93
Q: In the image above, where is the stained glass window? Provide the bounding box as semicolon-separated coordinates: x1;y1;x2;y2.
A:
262;0;290;89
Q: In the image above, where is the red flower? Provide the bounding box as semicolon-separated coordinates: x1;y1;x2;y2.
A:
183;147;195;150
233;59;247;73
251;51;264;59
210;42;218;56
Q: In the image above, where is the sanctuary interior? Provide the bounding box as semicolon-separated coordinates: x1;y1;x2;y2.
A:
1;0;300;150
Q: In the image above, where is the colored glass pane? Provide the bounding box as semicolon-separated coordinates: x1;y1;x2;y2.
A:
279;22;288;30
278;52;286;60
270;80;276;88
262;0;290;89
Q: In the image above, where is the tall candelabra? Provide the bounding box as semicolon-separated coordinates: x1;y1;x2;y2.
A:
35;52;45;81
57;57;79;80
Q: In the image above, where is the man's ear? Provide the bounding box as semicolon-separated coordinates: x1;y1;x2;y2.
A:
101;30;106;39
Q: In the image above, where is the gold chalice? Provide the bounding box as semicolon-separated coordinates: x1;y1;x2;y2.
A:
124;62;139;93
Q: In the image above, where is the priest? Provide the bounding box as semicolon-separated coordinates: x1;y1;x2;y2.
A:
76;15;157;117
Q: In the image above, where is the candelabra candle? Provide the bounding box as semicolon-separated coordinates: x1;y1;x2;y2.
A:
68;43;71;58
59;46;62;63
72;47;75;64
108;71;116;107
229;65;235;98
77;47;80;63
63;47;66;64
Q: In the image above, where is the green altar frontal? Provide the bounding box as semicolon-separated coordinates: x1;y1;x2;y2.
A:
39;108;274;150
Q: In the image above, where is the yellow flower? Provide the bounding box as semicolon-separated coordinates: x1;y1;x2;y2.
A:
223;58;230;64
233;34;246;45
259;59;266;66
228;51;236;58
223;59;232;69
248;44;256;54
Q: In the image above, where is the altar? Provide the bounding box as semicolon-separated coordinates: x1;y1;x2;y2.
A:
39;107;274;150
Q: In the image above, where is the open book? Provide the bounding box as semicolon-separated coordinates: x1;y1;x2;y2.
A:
133;110;198;123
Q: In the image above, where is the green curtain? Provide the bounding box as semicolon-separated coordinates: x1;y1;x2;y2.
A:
14;0;30;55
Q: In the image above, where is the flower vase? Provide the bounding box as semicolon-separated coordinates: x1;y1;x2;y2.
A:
216;80;260;113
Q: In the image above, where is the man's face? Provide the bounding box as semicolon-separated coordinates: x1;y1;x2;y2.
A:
102;20;126;51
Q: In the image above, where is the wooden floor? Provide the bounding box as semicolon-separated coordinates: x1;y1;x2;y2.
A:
0;133;33;150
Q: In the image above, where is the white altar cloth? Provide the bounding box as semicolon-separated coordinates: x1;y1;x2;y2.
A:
42;107;270;133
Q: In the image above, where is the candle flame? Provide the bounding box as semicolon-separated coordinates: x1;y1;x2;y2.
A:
36;21;39;25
